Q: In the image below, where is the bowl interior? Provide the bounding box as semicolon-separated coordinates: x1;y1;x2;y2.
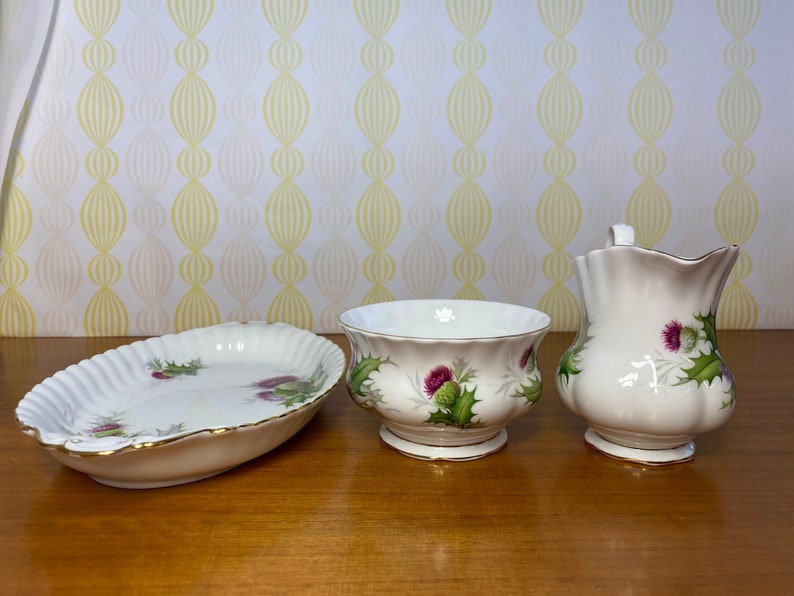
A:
339;299;550;339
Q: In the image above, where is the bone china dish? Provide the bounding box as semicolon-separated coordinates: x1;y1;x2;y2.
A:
15;322;345;488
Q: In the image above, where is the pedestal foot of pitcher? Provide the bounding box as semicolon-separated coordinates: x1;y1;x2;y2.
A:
584;428;695;466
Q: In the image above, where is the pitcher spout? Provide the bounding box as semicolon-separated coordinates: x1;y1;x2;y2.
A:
687;243;741;314
573;224;740;323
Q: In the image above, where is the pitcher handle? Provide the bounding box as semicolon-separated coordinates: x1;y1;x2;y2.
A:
606;223;635;248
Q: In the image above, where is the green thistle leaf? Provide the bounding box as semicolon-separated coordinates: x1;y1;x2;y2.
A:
450;386;479;427
348;354;392;397
677;351;724;386
276;382;316;408
557;313;592;385
721;383;737;409
452;357;476;385
513;377;542;405
557;349;582;384
157;423;185;436
276;367;329;408
425;409;457;426
696;311;718;349
149;358;203;377
425;386;482;428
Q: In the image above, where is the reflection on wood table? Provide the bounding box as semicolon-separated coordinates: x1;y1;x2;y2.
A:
1;331;791;594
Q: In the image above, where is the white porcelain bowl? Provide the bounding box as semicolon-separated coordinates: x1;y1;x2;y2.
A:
15;322;345;488
339;299;550;460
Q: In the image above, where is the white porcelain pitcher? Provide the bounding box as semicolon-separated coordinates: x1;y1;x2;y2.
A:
556;224;740;465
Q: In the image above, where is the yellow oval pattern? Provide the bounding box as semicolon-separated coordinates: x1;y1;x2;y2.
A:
355;0;400;305
446;0;492;300
1;2;786;335
716;0;760;328
75;0;127;336
263;0;312;327
169;0;218;331
536;0;582;330
626;0;672;248
0;149;34;335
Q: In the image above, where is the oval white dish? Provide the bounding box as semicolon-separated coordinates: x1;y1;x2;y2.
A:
15;322;345;489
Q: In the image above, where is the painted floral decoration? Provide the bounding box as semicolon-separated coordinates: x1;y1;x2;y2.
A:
88;416;127;438
661;312;736;408
147;358;203;379
424;358;482;428
661;320;699;353
346;353;394;410
250;365;328;407
347;349;541;427
518;346;534;370
512;344;542;404
85;416;184;439
424;365;458;407
557;313;592;385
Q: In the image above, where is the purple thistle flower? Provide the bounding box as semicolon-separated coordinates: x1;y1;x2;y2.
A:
519;345;535;370
661;320;699;353
251;375;300;401
424;365;454;398
721;363;734;385
91;423;123;434
253;375;299;389
254;390;280;402
661;320;684;352
151;371;170;380
89;422;126;438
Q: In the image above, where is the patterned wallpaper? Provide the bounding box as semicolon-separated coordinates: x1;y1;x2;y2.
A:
1;0;792;337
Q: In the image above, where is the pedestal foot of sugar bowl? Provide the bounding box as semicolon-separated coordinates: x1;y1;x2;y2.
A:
379;425;508;461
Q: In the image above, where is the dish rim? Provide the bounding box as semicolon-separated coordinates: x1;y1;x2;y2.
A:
15;321;345;458
338;298;551;341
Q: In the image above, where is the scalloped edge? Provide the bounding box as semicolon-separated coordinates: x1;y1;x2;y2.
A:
15;322;345;458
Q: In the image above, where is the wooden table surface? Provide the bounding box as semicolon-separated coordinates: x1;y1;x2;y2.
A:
1;331;792;594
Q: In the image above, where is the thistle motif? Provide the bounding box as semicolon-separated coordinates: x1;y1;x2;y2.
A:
423;358;482;428
512;344;542;405
661;320;699;353
88;416;128;438
346;353;394;410
661;312;736;408
147;358;203;379
250;365;328;408
557;313;592;385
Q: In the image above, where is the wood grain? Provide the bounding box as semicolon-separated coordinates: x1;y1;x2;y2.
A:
1;331;792;594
